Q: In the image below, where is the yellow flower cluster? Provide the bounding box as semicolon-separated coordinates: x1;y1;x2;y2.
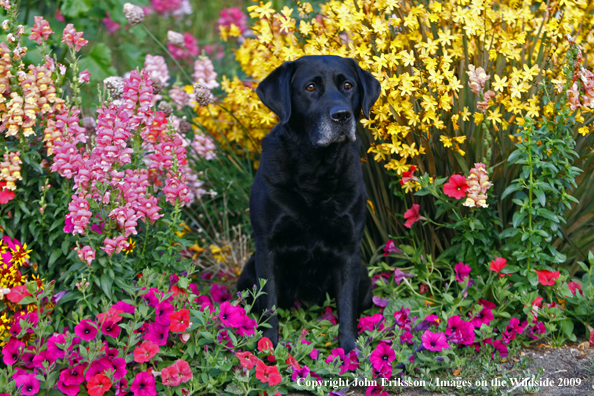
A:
0;150;21;190
0;237;27;346
198;0;593;174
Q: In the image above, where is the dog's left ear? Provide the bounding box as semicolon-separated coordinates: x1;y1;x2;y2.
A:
256;61;295;124
348;59;381;119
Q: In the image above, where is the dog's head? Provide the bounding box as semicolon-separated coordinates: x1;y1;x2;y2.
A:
256;55;381;147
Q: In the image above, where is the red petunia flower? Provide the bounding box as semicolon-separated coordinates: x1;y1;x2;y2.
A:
255;360;282;386
87;373;111;396
403;204;421;228
257;337;274;353
169;309;191;333
6;285;31;303
133;340;159;363
443;174;469;199
236;351;259;369
535;270;560;286
489;257;509;277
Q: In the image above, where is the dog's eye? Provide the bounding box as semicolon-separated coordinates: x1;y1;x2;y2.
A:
306;84;316;92
344;82;353;90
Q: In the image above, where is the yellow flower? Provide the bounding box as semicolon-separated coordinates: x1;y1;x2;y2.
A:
440;135;453;148
492;75;508;92
123;239;136;255
578;126;590;136
487;107;502;125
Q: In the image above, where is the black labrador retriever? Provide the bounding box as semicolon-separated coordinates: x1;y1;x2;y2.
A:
237;55;381;353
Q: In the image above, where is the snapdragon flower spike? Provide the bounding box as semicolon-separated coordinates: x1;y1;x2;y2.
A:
29;16;53;44
62;24;88;52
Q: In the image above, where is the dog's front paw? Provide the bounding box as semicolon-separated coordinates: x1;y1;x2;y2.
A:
262;326;279;348
339;336;358;354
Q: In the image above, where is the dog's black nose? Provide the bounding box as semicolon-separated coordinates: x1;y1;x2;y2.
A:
330;107;352;123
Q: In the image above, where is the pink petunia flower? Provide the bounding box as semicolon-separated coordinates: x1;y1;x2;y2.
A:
394;267;415;285
2;337;25;365
489;257;509;277
15;372;40;395
133;340;159;363
535;269;560;286
358;313;385;333
169;309;191;333
383;239;402;256
155;301;175;325
568;281;583;296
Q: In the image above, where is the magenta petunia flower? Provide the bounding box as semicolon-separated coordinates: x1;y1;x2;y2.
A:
421;330;449;351
291;364;311;381
454;262;472;284
236;315;257;337
145;322;169;346
383;239;402;256
318;306;338;325
112;300;135;314
155;301;175;325
85;359;109;381
60;365;85;386
131;371;156;396
445;315;475;345
400;330;413;344
57;378;79;396
15;372;40;395
491;340;508;358
101;319;122;338
358;314;385;333
111;357;127;380
75;318;98;341
47;334;67;359
219;302;246;328
210;283;231;303
393;306;411;330
325;348;350;374
369;342;395;371
2;337;25;365
32;350;56;371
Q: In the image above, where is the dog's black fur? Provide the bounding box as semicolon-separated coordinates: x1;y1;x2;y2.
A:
236;55;381;353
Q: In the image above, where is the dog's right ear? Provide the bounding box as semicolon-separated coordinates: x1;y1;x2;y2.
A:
256;61;294;124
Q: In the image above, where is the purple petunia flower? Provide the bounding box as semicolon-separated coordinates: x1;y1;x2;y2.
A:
372;296;389;308
394;268;415;285
291;365;311;382
446;315;475;345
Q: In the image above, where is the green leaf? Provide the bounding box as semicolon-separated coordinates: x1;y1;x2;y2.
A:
48;249;62;267
499;228;520;239
527;271;539;287
560;319;574;337
501;265;519;274
502;183;523;199
533;188;546;206
512;211;527;228
79;43;118;84
537;208;559;223
100;273;114;301
60;0;93;18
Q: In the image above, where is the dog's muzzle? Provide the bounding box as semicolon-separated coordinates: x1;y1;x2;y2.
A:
314;107;356;146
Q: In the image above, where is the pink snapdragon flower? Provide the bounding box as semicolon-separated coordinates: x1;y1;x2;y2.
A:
29;16;53;44
167;32;199;60
62;24;88;51
467;64;490;94
464;163;493;208
79;69;91;83
193;56;219;90
77;245;96;265
144;54;170;87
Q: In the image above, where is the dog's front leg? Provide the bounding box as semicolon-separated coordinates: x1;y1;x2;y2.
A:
255;248;279;347
333;256;359;353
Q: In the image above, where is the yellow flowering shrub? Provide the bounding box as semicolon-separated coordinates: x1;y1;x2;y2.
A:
198;0;593;175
